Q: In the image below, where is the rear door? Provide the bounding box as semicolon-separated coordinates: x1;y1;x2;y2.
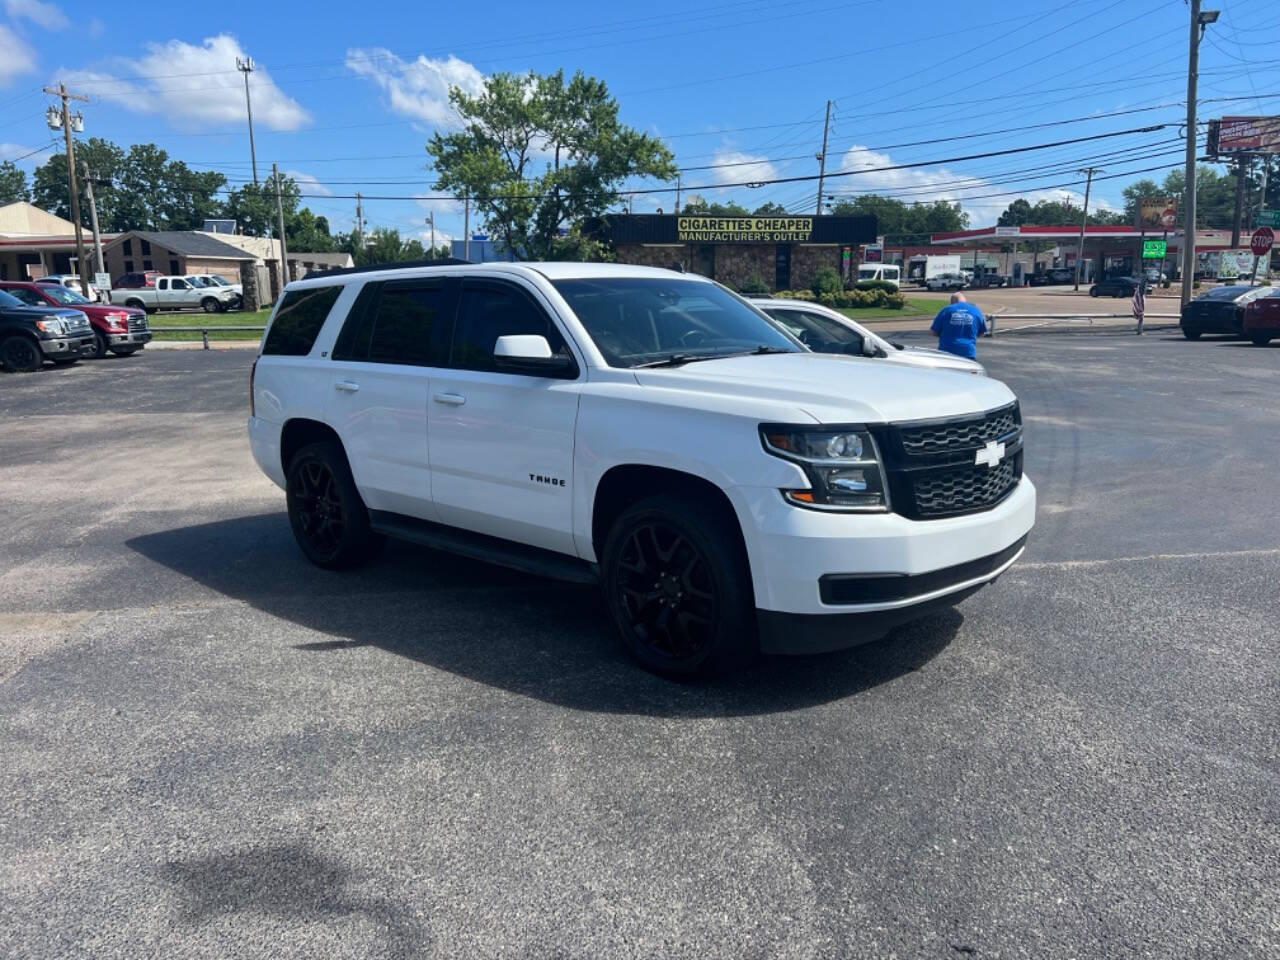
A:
426;278;583;554
325;278;456;520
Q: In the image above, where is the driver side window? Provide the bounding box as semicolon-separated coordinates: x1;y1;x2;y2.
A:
451;283;572;374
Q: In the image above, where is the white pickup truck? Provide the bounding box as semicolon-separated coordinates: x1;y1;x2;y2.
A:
248;262;1035;676
109;275;240;314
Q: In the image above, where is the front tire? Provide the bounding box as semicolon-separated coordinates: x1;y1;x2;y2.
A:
202;297;223;314
88;330;108;359
285;441;382;569
1250;333;1272;346
110;347;139;357
1183;328;1202;340
601;494;755;676
0;334;42;372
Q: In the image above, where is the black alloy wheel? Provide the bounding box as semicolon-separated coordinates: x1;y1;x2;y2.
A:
285;441;381;569
602;494;754;676
0;335;41;373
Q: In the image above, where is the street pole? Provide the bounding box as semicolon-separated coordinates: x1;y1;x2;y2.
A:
1231;155;1247;248
355;192;364;246
237;57;259;185
463;192;470;261
1074;166;1100;290
81;162;105;278
1181;1;1217;306
44;83;91;298
272;163;289;287
675;172;682;215
814;99;833;216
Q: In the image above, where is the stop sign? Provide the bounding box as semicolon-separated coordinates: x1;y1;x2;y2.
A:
1251;227;1274;257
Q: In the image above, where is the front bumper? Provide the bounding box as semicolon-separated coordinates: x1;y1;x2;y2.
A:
731;476;1036;653
107;331;153;347
39;334;94;358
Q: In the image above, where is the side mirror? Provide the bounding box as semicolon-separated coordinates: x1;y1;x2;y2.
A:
861;338;878;357
493;334;574;375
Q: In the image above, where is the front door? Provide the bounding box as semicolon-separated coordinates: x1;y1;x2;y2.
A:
325;278;455;520
775;244;792;290
427;278;582;555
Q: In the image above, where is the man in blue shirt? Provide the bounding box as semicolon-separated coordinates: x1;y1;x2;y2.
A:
930;293;988;359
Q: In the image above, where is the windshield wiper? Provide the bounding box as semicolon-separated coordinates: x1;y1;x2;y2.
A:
632;345;794;369
632;353;700;368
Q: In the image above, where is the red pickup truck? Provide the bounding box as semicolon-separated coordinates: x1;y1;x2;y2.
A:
0;281;150;358
1243;288;1280;346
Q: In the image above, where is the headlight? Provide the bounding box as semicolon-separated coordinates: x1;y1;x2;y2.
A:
35;318;67;336
761;425;890;511
107;313;128;330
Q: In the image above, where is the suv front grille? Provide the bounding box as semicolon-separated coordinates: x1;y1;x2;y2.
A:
874;402;1024;520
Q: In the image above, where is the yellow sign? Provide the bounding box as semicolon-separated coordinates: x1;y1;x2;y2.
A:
677;216;814;243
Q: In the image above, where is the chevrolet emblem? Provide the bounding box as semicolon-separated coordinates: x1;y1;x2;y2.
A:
975;440;1005;468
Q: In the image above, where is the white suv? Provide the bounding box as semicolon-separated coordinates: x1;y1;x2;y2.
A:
249;262;1035;675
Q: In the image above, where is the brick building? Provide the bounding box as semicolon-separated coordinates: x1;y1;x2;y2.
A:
598;214;877;292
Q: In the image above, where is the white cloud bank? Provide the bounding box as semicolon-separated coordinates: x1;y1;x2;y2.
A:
5;0;68;30
346;48;484;127
0;26;38;85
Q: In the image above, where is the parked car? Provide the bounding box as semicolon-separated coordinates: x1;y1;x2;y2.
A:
109;274;240;313
1243;288;1280;345
37;273;102;302
112;271;164;289
925;272;967;291
1089;276;1141;298
1180;284;1272;340
0;281;150;358
248;262;1035;676
194;274;244;304
753;298;985;375
0;287;95;372
1143;267;1168;284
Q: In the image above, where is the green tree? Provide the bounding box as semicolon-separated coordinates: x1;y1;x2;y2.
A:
287;208;335;252
0;161;29;203
339;227;445;266
163;161;227;230
681;197;750;216
33;138;126;224
752;201;790;216
428;68;676;260
827;196;967;239
223;177;303;238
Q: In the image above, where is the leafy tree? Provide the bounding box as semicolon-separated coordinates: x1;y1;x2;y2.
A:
428;69;676;260
33;138;126;224
996;197;1121;228
681;197;750;216
338;227;449;267
223;177;303;238
752;201;790;216
163;161;228;230
827;196;967;239
287;208;335;252
0;161;29;203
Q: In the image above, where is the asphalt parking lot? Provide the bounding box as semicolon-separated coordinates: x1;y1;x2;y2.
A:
2;333;1278;959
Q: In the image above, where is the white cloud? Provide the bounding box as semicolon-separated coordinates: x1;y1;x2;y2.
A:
346;48;483;127
708;149;778;187
0;141;53;162
5;0;68;30
835;144;1118;227
55;35;309;131
415;194;462;219
87;18;104;39
420;229;454;251
0;26;37;85
285;170;332;196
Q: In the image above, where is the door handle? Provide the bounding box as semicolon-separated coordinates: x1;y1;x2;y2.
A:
433;392;466;406
334;379;360;393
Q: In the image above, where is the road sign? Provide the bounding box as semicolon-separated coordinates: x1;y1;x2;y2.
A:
93;271;111;290
1257;210;1280;229
1250;227;1274;258
1142;239;1167;260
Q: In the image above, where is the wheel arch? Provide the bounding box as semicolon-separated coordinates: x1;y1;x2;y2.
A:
279;417;346;477
590;464;753;596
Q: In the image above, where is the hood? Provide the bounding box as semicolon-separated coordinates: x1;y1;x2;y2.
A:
893;344;984;372
2;304;85;322
631;353;1013;424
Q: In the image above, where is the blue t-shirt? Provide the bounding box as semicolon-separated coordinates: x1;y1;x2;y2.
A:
930;303;988;359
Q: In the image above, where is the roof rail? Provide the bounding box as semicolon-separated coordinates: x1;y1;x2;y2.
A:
302;257;474;280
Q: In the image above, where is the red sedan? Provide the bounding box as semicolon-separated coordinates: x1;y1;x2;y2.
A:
1243;287;1280;346
0;281;151;359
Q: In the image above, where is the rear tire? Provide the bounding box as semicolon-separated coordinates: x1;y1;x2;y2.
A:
1250;333;1272;346
285;441;382;569
1183;328;1202;340
0;334;42;372
601;493;755;676
124;298;146;311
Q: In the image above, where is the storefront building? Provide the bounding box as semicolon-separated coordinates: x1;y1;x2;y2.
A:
599;214;877;292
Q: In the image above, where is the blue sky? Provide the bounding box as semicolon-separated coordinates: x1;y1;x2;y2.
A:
2;0;1278;246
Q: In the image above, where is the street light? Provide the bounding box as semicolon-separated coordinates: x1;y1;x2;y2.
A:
1197;10;1219;25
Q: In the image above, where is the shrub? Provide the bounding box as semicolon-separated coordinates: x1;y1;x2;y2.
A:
740;270;770;295
853;279;899;294
812;265;844;297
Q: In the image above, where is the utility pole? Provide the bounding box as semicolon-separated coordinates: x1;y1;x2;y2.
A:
1182;3;1219;306
1230;154;1248;248
355;192;365;247
44;83;91;297
814;99;833;216
81;162;105;275
675;172;682;215
272;164;289;287
1074;167;1101;290
428;211;436;254
463;192;470;261
237;57;259;185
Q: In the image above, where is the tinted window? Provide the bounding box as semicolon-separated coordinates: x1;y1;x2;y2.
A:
6;287;45;306
451;283;570;373
262;285;343;356
766;307;862;352
552;277;798;368
367;284;451;366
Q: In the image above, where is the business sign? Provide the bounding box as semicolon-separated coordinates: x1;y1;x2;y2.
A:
676;216;814;243
1211;116;1280;155
1198;249;1256;279
863;244;883;262
93;272;111;290
1257;210;1280;229
994;226;1020;237
1142;239;1167;260
1137;196;1178;231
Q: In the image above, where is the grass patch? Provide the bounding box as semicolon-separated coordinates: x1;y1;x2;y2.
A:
839;296;948;319
147;307;272;341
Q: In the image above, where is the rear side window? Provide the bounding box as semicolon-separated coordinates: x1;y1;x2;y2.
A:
263;285;343;356
331;281;452;366
451;283;570;373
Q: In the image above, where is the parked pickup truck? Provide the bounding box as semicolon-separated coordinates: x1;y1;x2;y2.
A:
249;262;1035;676
0;287;95;371
0;280;150;359
110;274;240;314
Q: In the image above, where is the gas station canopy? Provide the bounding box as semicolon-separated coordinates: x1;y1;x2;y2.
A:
929;225;1173;245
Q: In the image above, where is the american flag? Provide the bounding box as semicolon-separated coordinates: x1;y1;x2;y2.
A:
1132;280;1146;321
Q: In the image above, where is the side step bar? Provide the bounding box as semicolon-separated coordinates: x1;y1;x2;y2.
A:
368;510;599;585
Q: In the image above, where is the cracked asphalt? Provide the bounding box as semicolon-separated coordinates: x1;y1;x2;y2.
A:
1;332;1277;959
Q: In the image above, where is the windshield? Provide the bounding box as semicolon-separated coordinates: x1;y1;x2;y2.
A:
186;277;211;287
41;285;89;304
857;268;878;280
203;276;227;286
551;277;801;368
764;307;864;353
0;289;23;307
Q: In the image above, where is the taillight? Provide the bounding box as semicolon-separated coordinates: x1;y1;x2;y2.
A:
249;357;258;417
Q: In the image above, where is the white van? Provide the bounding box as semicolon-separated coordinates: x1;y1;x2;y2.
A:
857;264;901;289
